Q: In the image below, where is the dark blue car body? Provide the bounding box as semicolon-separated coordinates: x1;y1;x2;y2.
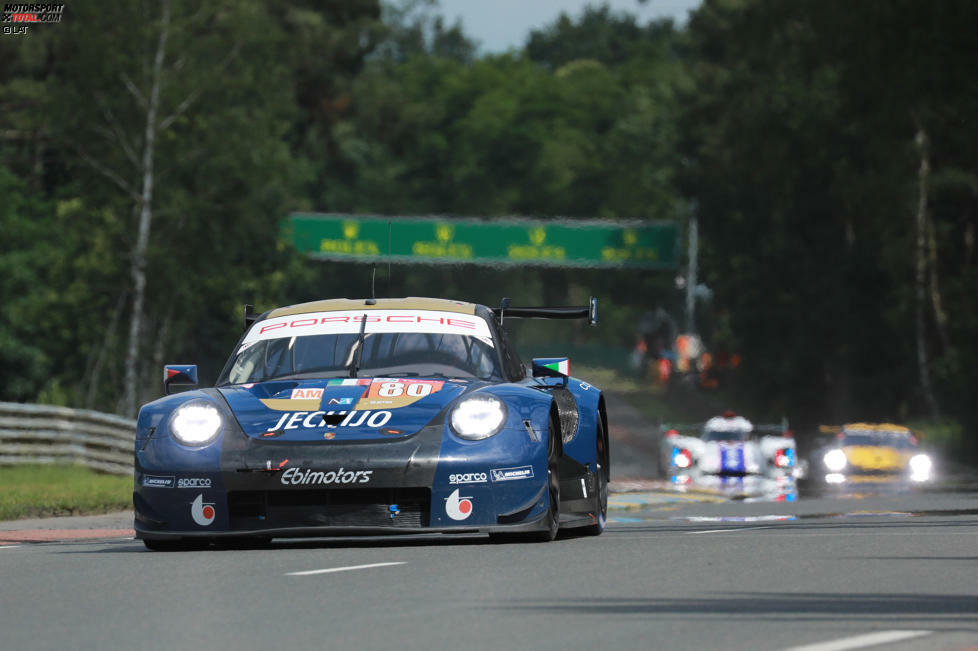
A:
133;297;608;549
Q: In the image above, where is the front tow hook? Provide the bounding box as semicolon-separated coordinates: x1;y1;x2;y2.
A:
236;459;289;473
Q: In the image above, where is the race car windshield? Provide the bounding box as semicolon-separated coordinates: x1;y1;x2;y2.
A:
842;432;916;448
702;430;751;442
222;331;503;385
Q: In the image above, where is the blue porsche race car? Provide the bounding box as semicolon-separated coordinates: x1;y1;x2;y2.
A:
134;296;608;550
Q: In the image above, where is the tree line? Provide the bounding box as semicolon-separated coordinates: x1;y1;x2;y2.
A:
1;0;975;457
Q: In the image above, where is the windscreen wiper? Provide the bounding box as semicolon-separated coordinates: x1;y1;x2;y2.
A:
349;314;368;378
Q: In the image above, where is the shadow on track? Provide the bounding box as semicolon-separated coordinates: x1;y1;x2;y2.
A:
491;592;978;623
55;531;589;553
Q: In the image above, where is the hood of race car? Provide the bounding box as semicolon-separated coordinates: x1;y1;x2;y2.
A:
219;377;474;442
842;445;909;471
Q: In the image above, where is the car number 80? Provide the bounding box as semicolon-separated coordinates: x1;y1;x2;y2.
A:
378;382;434;398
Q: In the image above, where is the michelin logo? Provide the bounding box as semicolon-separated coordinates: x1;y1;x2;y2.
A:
142;475;175;488
490;466;534;482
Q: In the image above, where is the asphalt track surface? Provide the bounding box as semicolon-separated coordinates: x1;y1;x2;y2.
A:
2;395;976;651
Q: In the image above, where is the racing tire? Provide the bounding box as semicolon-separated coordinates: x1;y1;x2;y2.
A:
142;538;210;552
581;417;609;536
490;418;561;544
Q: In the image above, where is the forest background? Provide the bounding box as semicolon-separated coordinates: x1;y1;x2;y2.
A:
1;0;975;459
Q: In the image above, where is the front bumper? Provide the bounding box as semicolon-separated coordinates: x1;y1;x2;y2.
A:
134;419;551;540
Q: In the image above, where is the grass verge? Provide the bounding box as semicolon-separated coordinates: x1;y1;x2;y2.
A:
0;464;132;521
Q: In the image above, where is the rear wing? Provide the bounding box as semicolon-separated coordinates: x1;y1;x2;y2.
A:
491;296;597;326
821;422;923;441
658;422;707;437
754;422;791;436
658;418;790;438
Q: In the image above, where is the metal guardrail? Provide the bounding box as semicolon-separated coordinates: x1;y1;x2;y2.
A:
0;402;135;475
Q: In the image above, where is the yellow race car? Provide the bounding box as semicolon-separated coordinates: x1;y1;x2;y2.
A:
816;423;933;484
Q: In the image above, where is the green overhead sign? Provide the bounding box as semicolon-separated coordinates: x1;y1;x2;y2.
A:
286;213;679;269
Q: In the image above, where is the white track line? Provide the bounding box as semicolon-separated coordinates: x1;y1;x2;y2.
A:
685;526;775;535
287;561;405;576
783;630;931;651
605;530;978;541
0;545;22;550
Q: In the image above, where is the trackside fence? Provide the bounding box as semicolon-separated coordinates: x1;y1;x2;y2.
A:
0;402;135;475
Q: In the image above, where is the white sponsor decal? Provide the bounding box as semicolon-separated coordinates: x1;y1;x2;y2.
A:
177;477;212;488
449;472;487;485
445;489;473;521
490;466;535;482
142;475;174;488
241;309;494;349
268;410;393;431
191;494;216;526
280;467;373;486
290;388;324;400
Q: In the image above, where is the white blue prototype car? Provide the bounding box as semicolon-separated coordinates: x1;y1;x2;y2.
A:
134;297;609;550
660;412;796;479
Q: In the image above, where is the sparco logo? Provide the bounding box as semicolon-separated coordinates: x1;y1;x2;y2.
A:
280;467;373;486
177;478;211;488
449;472;487;485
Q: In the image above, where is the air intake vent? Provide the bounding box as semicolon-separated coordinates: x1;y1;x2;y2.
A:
228;487;430;529
551;387;579;444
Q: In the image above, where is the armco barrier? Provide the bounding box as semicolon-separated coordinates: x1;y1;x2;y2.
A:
0;402;135;475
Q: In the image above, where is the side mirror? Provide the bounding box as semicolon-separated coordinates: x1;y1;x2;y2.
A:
532;357;569;386
163;364;198;395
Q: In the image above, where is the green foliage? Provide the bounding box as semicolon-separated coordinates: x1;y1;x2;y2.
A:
0;168;49;400
907;420;964;458
682;0;978;454
0;0;975;460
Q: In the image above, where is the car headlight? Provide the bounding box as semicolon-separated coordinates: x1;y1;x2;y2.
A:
909;454;932;475
450;395;507;440
823;449;847;472
169;400;223;446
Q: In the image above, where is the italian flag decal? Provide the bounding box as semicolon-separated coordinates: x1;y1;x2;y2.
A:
326;378;372;386
545;359;570;375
